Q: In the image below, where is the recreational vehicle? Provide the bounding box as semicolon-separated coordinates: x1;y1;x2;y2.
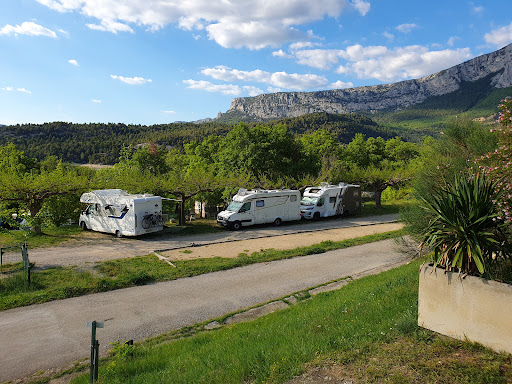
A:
79;189;164;237
300;182;361;219
217;188;301;230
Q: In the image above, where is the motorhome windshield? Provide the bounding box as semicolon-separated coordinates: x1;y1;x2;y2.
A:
226;201;244;212
301;196;318;206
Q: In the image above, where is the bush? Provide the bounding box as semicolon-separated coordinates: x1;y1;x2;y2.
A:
420;173;509;276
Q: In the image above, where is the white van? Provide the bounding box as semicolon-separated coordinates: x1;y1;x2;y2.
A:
301;182;361;219
79;189;164;237
217;188;301;230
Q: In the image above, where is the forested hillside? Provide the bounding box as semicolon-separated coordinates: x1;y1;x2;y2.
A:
0;113;395;164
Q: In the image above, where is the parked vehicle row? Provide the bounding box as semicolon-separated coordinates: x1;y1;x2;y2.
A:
79;183;361;236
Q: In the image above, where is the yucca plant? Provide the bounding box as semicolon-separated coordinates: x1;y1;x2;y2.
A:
421;173;508;275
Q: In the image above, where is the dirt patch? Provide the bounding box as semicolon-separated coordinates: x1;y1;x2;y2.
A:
160;222;403;261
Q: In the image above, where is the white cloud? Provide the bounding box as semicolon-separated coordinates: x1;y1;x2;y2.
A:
91;99;101;103
68;59;79;66
295;49;346;70
351;0;370;16
110;75;152;85
183;80;241;95
242;86;264;96
2;86;32;94
447;36;460;47
383;31;394;41
396;23;418;34
35;0;369;49
161;110;176;114
269;72;327;89
0;21;57;38
267;87;282;93
472;6;484;14
484;22;512;48
342;45;472;82
272;49;293;58
289;41;321;50
87;21;134;34
200;66;329;91
201;66;270;83
328;80;354;89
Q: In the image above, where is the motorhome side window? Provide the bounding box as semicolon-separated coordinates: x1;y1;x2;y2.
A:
290;195;297;202
329;196;336;204
256;200;264;207
240;202;251;212
317;197;325;206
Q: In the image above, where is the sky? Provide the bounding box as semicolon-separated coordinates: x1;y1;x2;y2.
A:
1;0;511;125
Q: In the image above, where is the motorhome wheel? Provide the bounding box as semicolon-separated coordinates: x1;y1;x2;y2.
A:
313;212;321;220
231;221;242;231
115;230;123;238
273;218;282;226
80;221;88;230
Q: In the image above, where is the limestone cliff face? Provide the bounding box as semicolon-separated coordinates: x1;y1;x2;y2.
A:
225;43;512;120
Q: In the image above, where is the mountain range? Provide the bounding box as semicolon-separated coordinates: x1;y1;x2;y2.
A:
218;43;512;123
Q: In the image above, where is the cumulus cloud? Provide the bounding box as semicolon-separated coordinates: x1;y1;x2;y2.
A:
110;75;152;85
183;80;241;95
35;0;370;49
2;86;32;94
484;22;512;48
161;110;176;114
472;5;484;14
272;49;293;58
0;21;57;38
351;0;370;16
68;59;79;66
295;49;345;70
328;80;354;89
200;66;329;91
91;99;101;103
396;23;418;34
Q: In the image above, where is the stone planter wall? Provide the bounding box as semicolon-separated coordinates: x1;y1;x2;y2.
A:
418;265;512;355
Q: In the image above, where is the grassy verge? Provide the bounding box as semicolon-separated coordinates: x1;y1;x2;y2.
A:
0;225;83;248
66;259;511;384
0;229;406;311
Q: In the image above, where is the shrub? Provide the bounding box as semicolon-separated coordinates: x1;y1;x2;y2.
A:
420;173;509;276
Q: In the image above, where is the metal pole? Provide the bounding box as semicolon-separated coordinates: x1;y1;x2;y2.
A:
90;321;97;383
0;248;3;273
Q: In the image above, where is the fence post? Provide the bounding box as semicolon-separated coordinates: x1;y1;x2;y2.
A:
21;243;30;285
0;247;3;273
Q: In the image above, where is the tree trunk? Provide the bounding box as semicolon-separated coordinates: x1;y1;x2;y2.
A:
374;189;383;209
28;201;43;234
178;195;186;226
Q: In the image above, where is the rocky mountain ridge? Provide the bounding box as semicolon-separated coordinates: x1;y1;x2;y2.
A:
222;43;512;121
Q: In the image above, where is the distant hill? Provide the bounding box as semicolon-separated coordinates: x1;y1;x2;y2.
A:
0;113;392;164
218;43;512;124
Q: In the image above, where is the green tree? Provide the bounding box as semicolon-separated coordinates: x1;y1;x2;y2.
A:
0;145;89;233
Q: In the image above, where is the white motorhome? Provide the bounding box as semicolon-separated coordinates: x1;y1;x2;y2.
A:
79;189;164;237
217;188;301;230
300;182;361;219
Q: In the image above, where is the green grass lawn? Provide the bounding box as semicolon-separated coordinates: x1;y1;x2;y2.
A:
0;225;83;248
0;230;405;311
65;259;511;384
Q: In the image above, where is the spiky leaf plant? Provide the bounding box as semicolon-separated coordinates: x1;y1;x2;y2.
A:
421;173;507;275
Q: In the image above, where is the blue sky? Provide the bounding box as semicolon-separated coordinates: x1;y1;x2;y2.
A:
1;0;511;125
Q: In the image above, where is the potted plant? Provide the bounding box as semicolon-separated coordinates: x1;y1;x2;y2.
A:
418;173;512;354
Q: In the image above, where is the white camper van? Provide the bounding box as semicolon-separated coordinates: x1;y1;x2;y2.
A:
79;189;164;237
300;182;361;219
217;188;301;230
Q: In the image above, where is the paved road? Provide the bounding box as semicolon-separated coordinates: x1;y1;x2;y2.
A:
0;237;412;382
29;214;399;268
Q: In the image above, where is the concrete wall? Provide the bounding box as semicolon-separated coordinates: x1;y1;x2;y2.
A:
418;265;512;355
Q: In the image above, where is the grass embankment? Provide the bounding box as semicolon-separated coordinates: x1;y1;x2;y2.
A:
0;230;405;311
66;259;511;384
0;226;83;248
